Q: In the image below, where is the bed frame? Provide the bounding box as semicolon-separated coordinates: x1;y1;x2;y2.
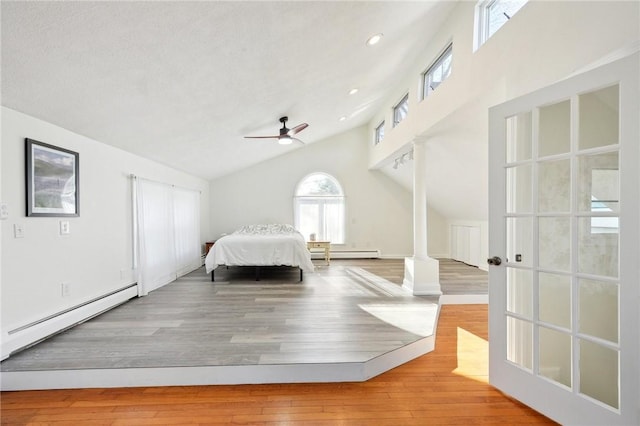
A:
211;266;303;282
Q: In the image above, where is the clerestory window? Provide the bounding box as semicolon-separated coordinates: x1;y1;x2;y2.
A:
375;121;385;145
422;43;453;99
393;94;409;127
475;0;528;50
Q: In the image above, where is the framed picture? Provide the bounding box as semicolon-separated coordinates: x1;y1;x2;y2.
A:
25;138;79;217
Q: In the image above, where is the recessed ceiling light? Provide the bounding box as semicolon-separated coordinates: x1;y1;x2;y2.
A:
339;116;347;121
366;33;383;46
348;88;359;95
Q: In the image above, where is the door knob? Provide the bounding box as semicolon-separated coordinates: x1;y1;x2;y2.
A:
487;256;502;266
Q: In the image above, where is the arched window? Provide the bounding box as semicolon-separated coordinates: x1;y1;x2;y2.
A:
294;173;345;244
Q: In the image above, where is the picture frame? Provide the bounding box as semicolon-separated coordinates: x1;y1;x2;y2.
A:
25;138;79;217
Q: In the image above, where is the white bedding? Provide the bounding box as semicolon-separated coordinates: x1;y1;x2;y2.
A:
205;224;315;274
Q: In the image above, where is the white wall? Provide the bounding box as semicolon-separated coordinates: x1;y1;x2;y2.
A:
209;126;413;258
1;107;210;334
366;0;639;265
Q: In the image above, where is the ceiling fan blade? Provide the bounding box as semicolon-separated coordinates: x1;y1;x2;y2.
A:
288;123;308;135
292;137;305;145
244;135;280;139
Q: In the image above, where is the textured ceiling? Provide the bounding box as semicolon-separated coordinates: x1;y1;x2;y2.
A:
2;1;455;180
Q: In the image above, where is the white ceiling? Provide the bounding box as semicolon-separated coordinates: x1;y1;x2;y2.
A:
2;1;456;181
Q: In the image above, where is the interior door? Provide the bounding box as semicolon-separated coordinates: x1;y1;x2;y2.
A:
487;53;639;425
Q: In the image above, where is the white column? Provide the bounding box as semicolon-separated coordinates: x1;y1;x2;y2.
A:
403;138;441;296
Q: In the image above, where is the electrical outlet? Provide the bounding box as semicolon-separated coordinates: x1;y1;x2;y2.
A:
60;220;70;235
61;283;71;297
14;223;24;238
0;203;8;220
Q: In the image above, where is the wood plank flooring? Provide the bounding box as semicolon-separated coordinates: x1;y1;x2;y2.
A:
1;260;441;372
0;304;556;425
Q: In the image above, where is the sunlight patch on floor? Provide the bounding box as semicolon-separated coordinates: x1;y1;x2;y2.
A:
453;326;489;383
358;303;438;337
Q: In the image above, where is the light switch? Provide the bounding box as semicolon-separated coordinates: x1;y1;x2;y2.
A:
60;220;70;235
14;223;24;238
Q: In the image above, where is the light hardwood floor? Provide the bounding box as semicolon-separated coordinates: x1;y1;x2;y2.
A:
2;260;445;372
1;259;486;373
0;304;555;425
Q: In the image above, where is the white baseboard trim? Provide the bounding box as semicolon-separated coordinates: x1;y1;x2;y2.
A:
311;250;381;259
1;285;138;360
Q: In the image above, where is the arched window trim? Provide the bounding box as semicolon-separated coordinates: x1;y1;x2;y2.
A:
293;172;346;244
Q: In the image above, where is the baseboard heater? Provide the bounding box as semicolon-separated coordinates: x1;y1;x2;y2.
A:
311;250;380;259
1;283;138;361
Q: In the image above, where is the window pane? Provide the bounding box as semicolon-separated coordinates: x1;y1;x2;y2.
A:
507;267;532;319
539;273;571;329
507;316;532;371
423;44;452;98
538;159;570;213
539;100;570;157
579;279;618;343
295;173;345;244
394;94;409;126
487;0;528;39
506;112;532;162
539;217;570;272
539;326;572;388
506;164;532;213
375;121;385;145
578;217;618;278
579;85;619;150
579;339;619;409
296;173;342;196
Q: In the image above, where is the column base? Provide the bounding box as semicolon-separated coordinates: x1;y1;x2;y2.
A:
402;257;442;296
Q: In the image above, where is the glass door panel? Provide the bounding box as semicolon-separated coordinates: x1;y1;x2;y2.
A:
539;326;572;388
579;339;619;409
579;85;619;150
538;159;570;212
539;272;571;328
506;217;532;267
538;217;570;272
539;100;570;157
506;165;532;213
506;112;532;162
579;279;619;343
507;268;532;318
577;217;618;277
507;316;533;370
577;152;619;213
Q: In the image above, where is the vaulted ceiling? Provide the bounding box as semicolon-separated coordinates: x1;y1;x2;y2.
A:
2;1;456;181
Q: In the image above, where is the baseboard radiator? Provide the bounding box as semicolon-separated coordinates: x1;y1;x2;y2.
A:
1;284;138;361
313;250;380;259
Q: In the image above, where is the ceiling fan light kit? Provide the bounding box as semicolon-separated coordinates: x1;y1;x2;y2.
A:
244;116;309;145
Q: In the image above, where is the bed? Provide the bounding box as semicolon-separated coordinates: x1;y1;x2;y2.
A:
204;224;315;282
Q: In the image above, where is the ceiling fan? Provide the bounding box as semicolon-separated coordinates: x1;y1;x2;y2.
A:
244;116;308;145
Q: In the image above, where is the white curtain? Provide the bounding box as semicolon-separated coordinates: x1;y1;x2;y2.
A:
135;177;200;296
173;187;201;277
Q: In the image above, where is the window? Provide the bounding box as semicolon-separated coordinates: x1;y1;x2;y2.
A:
294;173;345;244
393;94;409;127
374;121;385;145
475;0;528;49
422;43;453;99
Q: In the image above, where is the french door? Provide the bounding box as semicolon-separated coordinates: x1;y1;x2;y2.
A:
488;53;638;425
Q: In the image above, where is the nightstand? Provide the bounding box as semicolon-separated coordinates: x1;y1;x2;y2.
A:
205;241;216;255
307;241;331;265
